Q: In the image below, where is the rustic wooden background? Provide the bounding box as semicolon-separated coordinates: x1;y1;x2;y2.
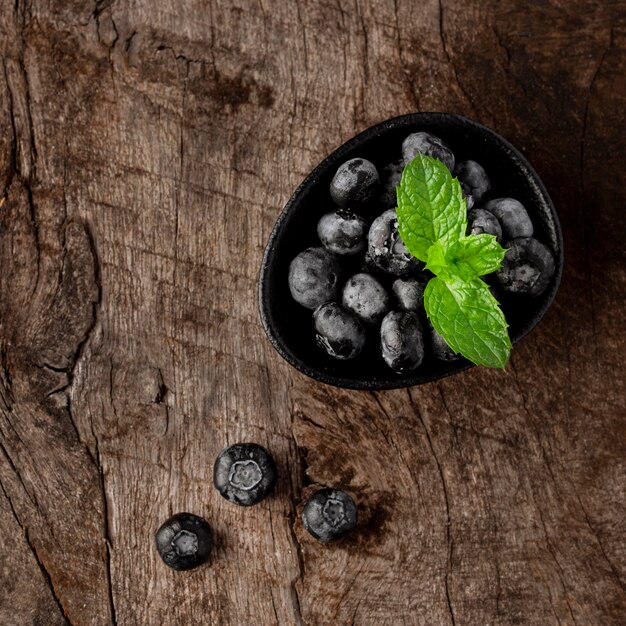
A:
0;0;624;624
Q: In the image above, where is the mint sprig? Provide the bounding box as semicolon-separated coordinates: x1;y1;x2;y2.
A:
396;154;511;368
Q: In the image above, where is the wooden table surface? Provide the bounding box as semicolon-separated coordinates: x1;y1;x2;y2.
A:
0;1;625;624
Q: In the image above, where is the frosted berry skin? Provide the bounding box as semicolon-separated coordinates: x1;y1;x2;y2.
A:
467;208;503;242
484;198;534;240
313;303;366;360
329;158;379;209
213;443;277;506
392;277;425;311
155;513;213;571
379;159;405;208
288;247;341;309
380;311;425;373
302;489;357;543
317;210;368;256
342;273;391;326
402;131;455;171
454;160;491;203
367;209;420;277
495;237;556;297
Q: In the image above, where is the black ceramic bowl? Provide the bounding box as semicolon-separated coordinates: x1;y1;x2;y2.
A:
259;113;563;390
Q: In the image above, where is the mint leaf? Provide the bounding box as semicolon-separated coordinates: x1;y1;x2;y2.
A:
439;234;506;280
396;154;466;262
424;276;511;368
424;241;450;279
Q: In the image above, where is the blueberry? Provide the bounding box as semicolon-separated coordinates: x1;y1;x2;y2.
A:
379;159;405;208
302;489;357;543
495;237;556;297
288;247;341;309
317;209;368;256
484;198;534;240
429;326;462;362
380;311;424;373
342;273;390;326
329;158;379;209
454;160;490;203
313;302;366;360
392;277;425;311
213;443;277;506
402;132;455;171
467;208;503;242
155;513;212;571
460;181;475;210
367;209;420;276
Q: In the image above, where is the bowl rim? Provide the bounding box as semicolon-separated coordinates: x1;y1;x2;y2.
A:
258;112;564;390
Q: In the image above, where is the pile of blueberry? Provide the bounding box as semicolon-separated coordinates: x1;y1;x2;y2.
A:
288;131;556;371
156;443;357;570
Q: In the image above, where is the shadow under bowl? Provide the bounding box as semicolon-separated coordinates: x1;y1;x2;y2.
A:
258;113;563;390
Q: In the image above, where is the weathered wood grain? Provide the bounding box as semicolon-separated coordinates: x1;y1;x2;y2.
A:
0;0;624;624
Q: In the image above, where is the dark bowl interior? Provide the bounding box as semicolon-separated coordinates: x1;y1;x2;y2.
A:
259;113;563;390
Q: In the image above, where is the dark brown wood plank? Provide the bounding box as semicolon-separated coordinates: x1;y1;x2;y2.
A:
0;0;624;624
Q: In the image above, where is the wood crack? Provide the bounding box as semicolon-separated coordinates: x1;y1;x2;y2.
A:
0;436;40;514
580;25;613;351
438;0;478;115
575;493;625;590
536;505;578;625
369;391;423;500
291;0;309;150
412;398;456;626
334;0;348;89
287;488;306;626
509;364;578;624
490;25;511;66
288;402;307;626
171;58;189;309
392;0;421;111
58;225;117;624
96;443;117;626
64;224;101;463
0;477;70;624
15;1;40;296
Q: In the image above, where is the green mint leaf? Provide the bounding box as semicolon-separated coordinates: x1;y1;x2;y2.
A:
439;234;506;280
396;154;466;262
424;276;511;369
424;241;449;278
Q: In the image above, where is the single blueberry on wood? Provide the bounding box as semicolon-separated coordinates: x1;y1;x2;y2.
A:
392;277;426;311
313;302;366;360
155;512;212;571
402;131;455;171
367;209;420;276
454;160;490;202
380;311;425;373
214;443;277;506
484;198;534;240
342;273;390;326
288;247;341;309
302;489;357;543
317;209;368;256
495;237;555;297
467;208;503;242
329;158;379;208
